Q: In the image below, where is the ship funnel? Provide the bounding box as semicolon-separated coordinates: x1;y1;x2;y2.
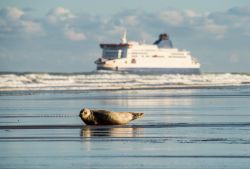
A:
121;31;127;43
154;33;173;48
159;34;169;40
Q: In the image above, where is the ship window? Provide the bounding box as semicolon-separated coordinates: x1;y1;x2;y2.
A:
131;59;136;64
103;50;124;59
152;55;164;58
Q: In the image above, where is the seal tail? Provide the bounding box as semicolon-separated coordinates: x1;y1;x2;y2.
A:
132;112;144;120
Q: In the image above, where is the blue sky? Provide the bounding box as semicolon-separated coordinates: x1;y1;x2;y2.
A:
0;0;250;72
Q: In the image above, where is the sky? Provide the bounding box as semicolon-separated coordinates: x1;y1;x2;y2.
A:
0;0;250;73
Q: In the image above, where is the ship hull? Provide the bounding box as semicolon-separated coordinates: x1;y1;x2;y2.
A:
97;66;200;74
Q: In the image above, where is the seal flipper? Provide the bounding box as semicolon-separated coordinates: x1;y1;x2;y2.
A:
131;112;144;120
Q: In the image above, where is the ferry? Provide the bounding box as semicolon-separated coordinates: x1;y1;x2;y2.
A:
95;32;201;74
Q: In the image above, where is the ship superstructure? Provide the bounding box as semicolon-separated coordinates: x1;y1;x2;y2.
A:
95;33;200;74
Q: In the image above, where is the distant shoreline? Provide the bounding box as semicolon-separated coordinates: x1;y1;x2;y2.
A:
0;71;250;75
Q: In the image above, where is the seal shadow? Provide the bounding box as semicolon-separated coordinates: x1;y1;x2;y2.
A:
80;126;144;138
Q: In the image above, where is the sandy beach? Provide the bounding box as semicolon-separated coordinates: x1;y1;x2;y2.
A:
1;85;250;168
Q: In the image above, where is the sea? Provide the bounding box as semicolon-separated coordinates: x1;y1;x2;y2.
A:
0;71;250;169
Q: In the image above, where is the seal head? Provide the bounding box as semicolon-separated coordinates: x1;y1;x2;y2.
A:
79;108;97;125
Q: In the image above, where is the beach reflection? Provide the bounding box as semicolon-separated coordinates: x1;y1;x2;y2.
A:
98;90;194;107
100;98;193;107
80;126;144;138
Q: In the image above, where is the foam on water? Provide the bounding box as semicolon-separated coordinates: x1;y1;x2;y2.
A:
0;72;250;91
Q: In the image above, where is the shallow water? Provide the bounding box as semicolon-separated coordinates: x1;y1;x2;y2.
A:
1;72;250;91
1;87;250;168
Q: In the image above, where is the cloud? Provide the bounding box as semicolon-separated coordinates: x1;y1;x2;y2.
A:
64;28;86;41
4;7;24;20
1;5;250;72
0;7;44;36
156;9;228;38
159;10;184;26
208;5;250;36
2;6;248;41
108;25;126;35
47;7;75;24
45;7;87;41
199;19;227;38
184;10;197;18
21;20;43;34
228;6;250;16
123;15;138;26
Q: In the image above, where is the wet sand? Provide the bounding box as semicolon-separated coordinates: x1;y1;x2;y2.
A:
1;88;250;168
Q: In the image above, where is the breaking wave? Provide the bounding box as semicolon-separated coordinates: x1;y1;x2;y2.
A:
0;71;250;91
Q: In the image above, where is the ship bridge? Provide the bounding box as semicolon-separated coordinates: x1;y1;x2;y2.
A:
100;43;130;59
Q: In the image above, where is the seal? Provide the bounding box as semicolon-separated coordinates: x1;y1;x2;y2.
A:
79;108;144;125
